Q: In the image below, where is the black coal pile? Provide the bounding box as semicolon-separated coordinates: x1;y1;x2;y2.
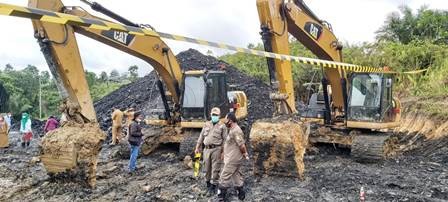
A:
94;72;160;131
11;119;45;136
176;49;274;129
94;49;274;133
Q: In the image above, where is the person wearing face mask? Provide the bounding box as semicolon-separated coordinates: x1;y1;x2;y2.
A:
195;107;227;196
217;112;249;202
127;111;144;174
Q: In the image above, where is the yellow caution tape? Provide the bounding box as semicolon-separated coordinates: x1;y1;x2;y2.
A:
0;3;427;74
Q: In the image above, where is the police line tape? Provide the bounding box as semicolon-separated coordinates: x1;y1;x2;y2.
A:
0;3;427;75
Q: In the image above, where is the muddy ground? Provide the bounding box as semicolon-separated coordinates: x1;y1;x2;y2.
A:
0;128;446;202
0;49;446;201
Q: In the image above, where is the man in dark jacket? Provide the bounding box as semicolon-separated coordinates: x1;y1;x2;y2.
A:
128;111;144;173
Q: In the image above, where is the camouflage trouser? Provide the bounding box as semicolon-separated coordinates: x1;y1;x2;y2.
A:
203;146;222;184
219;162;243;188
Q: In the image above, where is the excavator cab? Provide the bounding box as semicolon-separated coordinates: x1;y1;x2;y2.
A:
181;70;230;120
347;73;400;128
348;73;394;122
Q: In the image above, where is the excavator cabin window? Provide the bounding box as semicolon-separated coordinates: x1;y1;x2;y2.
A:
181;71;230;120
205;71;230;119
182;75;206;119
348;73;393;122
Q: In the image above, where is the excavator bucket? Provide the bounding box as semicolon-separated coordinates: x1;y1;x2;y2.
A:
250;120;309;180
40;122;106;187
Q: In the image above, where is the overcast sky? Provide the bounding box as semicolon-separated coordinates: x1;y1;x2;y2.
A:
0;0;447;76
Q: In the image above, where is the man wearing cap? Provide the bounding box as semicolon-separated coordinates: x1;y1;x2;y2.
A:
217;112;249;201
195;107;227;196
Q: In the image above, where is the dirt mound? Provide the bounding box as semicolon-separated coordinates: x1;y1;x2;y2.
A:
251;121;308;180
40;122;106;187
390;96;448;162
94;49;274;136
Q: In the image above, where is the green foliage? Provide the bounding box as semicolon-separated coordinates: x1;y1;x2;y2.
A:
220;39;323;100
0;65;132;118
100;71;108;82
109;69;120;82
128;65;139;81
377;6;448;44
343;40;448;97
220;39;319;85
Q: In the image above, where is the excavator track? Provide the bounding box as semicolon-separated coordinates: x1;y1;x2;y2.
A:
351;133;390;162
178;129;201;159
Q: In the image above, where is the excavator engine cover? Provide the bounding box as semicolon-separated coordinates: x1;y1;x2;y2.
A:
40;122;106;187
250;120;308;180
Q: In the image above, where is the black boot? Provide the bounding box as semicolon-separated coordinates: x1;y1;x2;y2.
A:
206;181;211;189
21;142;25;148
210;184;217;195
236;186;246;200
217;187;228;202
206;183;217;197
26;142;30;147
205;181;212;196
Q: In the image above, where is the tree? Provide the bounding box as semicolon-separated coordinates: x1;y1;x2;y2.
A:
85;71;97;87
24;65;39;75
376;6;448;44
109;69;120;82
206;50;213;56
119;72;129;81
4;64;13;72
128;65;139;81
40;71;51;85
100;71;108;82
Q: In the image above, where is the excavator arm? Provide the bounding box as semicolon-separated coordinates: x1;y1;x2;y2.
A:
29;0;183;122
257;0;344;117
28;0;185;187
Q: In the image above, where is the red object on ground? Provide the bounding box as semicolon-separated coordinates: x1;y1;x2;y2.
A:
360;187;366;202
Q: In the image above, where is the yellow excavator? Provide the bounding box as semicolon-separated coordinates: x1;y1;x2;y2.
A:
29;0;247;186
251;0;401;179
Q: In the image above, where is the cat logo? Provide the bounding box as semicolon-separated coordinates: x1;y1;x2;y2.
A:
304;22;323;40
114;31;129;44
101;30;135;46
309;24;319;39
